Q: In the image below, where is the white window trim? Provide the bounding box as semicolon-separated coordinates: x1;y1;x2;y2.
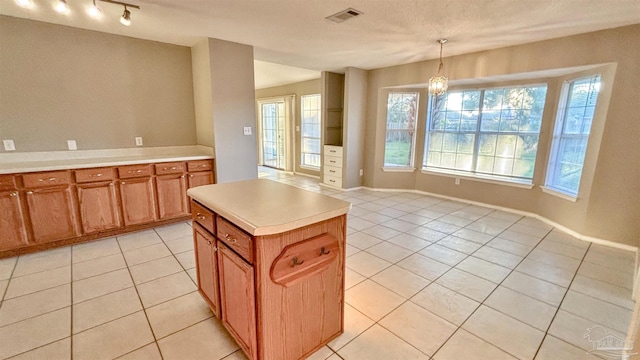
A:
300;94;321;169
382;167;416;173
540;186;578;202
420;168;534;189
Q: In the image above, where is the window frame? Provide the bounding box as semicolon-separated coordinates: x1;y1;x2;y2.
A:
544;74;601;198
422;83;548;184
383;91;420;169
300;94;322;170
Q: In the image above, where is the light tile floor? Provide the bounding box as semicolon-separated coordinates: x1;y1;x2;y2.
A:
0;167;635;359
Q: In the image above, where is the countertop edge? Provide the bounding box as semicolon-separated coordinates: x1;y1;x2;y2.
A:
0;154;214;175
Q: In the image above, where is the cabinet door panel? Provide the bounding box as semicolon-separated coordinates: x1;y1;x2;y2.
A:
194;224;219;317
77;182;121;233
157;174;188;220
218;243;257;360
120;178;157;226
0;191;29;250
26;186;78;243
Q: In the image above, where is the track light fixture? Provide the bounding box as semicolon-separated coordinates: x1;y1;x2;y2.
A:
87;0;102;19
16;0;140;26
54;0;70;14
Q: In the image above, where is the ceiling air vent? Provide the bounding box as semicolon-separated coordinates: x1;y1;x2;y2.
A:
325;8;363;23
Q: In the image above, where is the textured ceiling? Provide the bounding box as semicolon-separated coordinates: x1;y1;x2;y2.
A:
2;0;639;88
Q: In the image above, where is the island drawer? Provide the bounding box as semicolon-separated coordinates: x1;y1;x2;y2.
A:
119;164;152;178
192;201;215;234
217;217;253;263
156;162;186;175
23;171;71;188
188;160;213;172
75;167;116;183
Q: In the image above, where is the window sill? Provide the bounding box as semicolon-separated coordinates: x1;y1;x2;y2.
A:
420;168;534;189
540;186;578;202
299;165;320;172
381;167;416;173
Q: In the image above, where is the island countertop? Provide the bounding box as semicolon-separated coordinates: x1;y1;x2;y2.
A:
187;179;351;236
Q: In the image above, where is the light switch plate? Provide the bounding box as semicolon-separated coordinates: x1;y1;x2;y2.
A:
135;137;143;146
243;127;252;136
67;140;77;150
3;140;15;151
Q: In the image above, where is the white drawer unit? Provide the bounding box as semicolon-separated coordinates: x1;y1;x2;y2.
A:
323;145;343;188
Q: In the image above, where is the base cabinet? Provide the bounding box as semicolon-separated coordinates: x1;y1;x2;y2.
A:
156;174;188;220
119;177;157;226
0;190;29;251
218;242;257;359
194;223;220;317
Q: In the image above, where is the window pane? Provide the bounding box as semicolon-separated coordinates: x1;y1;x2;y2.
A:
300;94;321;168
385;92;418;167
424;84;546;181
546;75;600;195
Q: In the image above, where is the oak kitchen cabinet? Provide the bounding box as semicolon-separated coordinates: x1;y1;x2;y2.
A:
0;176;29;251
76;167;121;233
0;158;215;257
23;171;80;243
118;164;158;226
155;162;189;220
188;180;350;360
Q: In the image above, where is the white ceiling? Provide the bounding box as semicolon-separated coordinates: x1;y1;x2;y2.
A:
2;0;640;89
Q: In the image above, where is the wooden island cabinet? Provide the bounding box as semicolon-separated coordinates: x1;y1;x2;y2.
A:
0;159;215;257
188;179;350;360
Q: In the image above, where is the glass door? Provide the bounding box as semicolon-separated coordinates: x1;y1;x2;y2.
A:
260;101;286;169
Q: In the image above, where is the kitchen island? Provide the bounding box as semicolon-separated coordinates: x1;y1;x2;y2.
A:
187;179;351;360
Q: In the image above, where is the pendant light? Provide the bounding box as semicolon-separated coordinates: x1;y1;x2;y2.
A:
428;39;449;96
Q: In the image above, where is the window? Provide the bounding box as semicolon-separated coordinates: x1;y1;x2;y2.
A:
545;75;601;197
384;92;419;167
300;94;321;168
423;84;547;182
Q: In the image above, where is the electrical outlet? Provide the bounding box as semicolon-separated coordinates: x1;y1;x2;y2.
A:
135;137;143;146
455;178;460;185
296;126;300;132
67;140;77;150
243;127;252;136
3;140;15;151
359;169;363;176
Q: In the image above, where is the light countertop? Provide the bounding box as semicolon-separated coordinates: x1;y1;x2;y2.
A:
187;179;351;236
0;146;213;174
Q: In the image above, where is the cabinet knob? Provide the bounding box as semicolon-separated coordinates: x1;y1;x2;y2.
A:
180;175;185;179
121;182;126;185
189;175;194;178
109;183;114;186
9;192;18;197
212;246;218;252
27;191;33;195
207;240;212;246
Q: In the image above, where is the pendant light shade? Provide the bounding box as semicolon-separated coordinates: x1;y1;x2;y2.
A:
428;39;449;96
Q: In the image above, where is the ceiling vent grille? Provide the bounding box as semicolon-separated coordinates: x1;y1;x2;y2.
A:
325;8;363;23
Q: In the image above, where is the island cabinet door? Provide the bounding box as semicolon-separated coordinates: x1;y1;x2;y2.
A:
0;190;29;251
218;242;257;360
119;178;157;226
194;223;220;317
156;174;188;220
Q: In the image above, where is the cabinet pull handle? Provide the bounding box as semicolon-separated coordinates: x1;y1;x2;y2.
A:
121;182;126;185
320;247;330;255
224;233;237;243
180;175;185;179
190;175;194;178
291;257;304;267
9;192;18;197
163;166;177;171
90;173;103;177
128;169;142;174
109;183;114;186
201;165;207;168
196;213;206;220
27;191;33;195
207;240;212;245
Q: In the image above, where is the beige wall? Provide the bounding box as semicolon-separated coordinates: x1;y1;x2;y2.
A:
364;24;640;247
343;67;367;188
255;79;321;176
0;16;196;152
